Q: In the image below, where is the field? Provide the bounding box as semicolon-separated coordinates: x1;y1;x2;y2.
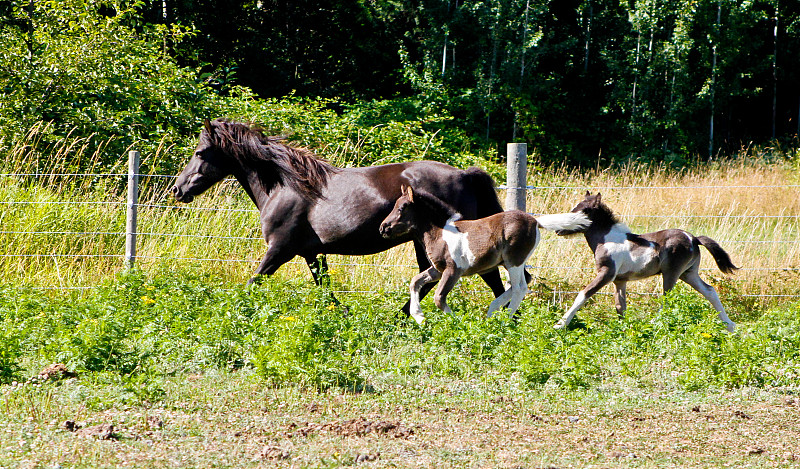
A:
1;149;800;467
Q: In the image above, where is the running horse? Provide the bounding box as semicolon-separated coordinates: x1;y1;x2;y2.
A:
170;119;510;314
553;192;738;332
379;185;591;323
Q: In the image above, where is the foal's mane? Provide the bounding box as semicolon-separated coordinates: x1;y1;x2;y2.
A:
584;196;621;228
205;119;339;200
409;187;461;226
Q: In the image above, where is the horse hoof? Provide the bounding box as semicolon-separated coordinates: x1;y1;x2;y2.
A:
726;322;736;333
553;320;567;330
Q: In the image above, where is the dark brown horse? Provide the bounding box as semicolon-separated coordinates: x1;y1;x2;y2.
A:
170;119;509;314
379;185;591;323
554;192;738;332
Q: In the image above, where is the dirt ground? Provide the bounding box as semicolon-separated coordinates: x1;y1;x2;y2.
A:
4;373;800;468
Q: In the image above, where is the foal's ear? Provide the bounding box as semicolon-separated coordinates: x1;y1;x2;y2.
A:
596;192;602;202
584;190;591;198
406;186;415;202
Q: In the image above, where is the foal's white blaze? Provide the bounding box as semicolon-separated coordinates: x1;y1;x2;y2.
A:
603;223;657;276
441;214;476;270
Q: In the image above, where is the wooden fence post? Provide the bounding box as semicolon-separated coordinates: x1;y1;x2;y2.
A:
124;150;140;270
506;143;527;211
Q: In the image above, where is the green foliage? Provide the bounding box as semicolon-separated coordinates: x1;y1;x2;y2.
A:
0;319;23;384
1;272;799;401
0;0;214;172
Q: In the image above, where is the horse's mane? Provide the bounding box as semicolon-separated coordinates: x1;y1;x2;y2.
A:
594;200;620;225
410;187;461;226
204;119;339;200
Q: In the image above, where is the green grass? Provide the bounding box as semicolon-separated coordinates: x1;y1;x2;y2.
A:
2;271;798;392
1;272;799;468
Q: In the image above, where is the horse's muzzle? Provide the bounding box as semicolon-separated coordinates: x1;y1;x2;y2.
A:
379;223;393;239
171;185;194;203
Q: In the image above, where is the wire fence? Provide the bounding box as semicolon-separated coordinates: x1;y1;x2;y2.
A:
1;164;799;305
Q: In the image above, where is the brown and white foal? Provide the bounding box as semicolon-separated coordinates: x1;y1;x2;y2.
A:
554;192;738;332
379;186;591;324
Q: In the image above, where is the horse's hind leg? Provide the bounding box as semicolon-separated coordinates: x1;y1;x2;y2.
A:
479;268;508;298
680;270;736;333
487;289;514;318
306;254;331;288
503;265;529;318
613;280;627;317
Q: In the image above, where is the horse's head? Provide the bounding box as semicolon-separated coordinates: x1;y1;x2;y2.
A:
379;186;419;239
171;119;233;203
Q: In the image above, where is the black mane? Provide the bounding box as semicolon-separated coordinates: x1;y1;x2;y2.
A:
205;118;339;200
410;187;461;226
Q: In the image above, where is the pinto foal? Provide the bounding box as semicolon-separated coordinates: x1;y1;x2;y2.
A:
554;192;738;332
379;186;591;324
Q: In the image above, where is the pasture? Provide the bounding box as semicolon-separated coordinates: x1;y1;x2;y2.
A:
1;149;799;467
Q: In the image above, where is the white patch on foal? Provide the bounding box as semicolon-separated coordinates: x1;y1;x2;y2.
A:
603;223;657;276
441;214;476;270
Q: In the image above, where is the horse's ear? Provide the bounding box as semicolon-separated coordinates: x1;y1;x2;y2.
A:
406;186;415;202
585;190;591;198
203;119;215;135
596;192;602;203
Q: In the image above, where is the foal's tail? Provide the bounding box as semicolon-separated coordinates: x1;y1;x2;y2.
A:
465;167;504;216
696;236;739;274
535;212;592;234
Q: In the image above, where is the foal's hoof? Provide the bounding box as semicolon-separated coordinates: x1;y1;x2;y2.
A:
725;322;737;333
553;319;567;330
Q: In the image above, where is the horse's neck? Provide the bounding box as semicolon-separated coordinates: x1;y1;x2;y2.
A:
233;167;268;209
585;220;630;253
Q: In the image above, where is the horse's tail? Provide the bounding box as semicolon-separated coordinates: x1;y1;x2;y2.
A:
464;167;503;217
535;212;592;234
696;236;739;274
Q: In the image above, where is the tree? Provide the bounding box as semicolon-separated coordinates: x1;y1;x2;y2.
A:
0;0;214;171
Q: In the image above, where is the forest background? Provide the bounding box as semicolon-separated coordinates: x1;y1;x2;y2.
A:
1;0;799;174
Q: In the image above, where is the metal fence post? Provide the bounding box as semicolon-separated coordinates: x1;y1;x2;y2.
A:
506;143;527;211
124;150;140;270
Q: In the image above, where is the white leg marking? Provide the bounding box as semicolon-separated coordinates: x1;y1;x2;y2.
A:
682;272;736;333
408;267;440;325
487;288;514;317
554;291;587;329
504;265;529;317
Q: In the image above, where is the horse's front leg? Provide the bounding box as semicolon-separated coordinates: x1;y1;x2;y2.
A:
248;238;297;285
401;240;437;317
409;266;441;324
433;267;463;316
554;266;616;329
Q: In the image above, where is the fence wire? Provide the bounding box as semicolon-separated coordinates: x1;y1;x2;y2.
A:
2;171;799;300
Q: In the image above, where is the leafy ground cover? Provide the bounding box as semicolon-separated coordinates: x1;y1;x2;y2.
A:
2;272;799;468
